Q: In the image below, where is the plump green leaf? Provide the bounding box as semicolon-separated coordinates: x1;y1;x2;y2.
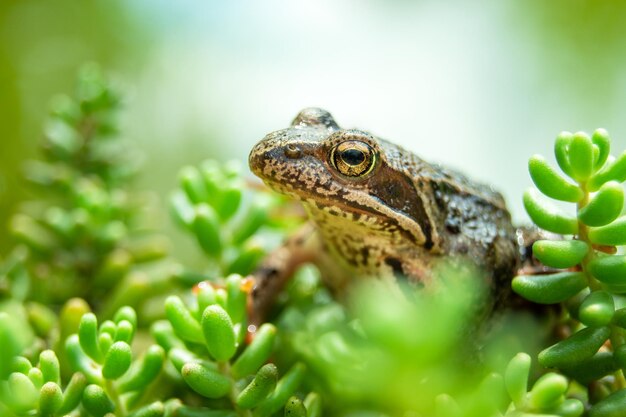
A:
504;352;531;408
215;184;242;220
555;131;576;179
181;363;231;399
102;341;132;380
283;396;307;417
592;128;611;171
82;385;115;417
8;372;38;410
512;272;587;304
529;155;583;202
114;306;137;331
254;363;307;417
303;393;322;417
568;131;594;181
225;274;247;324
199;160;223;199
170;191;195;229
588;256;626;285
232;201;269;245
193;204;222;256
99;320;116;337
201;305;236;362
11;357;32;374
588;216;626;246
578;181;624;227
28;367;44;389
164;296;204;344
532;239;588;269
98;332;113;358
578;291;615;328
78;313;103;362
195;282;216;319
523;188;578;235
552;398;585;417
236;363;278;409
231;323;277;379
528;372;568;411
561;351;618;385
180;166;208;204
118;345;165;392
39;382;63;417
57;372;87;415
538;326;611;369
589;388;626;417
39;350;60;385
114;320;134;344
588;151;626;192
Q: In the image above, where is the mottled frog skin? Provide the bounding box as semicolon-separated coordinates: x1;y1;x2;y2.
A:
248;108;520;318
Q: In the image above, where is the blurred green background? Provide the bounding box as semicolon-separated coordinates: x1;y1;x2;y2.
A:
2;0;626;256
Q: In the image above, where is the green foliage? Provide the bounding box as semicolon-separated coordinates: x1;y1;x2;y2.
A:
273;265;582;417
0;350;87;416
515;128;626;414
170;160;297;286
154;273;311;416
2;64;170;311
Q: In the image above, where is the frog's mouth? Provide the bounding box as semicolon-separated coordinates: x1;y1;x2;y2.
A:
258;178;309;202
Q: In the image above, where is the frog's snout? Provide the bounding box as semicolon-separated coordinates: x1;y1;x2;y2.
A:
248;141;267;177
249;136;305;176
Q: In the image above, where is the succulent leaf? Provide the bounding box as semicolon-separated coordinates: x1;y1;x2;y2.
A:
181;363;231;399
523;188;578;235
201;305;237;362
538;327;611;369
578;181;624;227
568;131;594;181
528;155;583;202
588;216;626;246
578;291;615;327
532;239;589;269
512;272;587;304
592;128;611;170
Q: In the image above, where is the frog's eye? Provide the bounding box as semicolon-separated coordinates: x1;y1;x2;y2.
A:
330;140;377;177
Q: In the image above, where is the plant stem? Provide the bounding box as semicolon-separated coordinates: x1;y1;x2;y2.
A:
105;379;126;416
220;361;252;417
577;181;626;391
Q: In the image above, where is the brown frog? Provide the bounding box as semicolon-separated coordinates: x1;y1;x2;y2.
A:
248;108;522;320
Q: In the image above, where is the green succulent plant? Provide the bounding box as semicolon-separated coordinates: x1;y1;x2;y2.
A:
170;159;301;287
3;64;170;313
155;273;314;417
514;129;626;415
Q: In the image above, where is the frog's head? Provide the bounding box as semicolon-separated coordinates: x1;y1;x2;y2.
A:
249;108;437;250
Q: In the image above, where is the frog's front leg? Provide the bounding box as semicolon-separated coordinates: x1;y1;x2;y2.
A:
250;222;322;324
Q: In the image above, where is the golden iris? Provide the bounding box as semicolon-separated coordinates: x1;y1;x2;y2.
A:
330;140;376;177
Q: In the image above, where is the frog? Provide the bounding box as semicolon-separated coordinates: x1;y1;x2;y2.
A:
248;107;524;321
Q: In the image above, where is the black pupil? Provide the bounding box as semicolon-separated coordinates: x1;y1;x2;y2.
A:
341;148;366;166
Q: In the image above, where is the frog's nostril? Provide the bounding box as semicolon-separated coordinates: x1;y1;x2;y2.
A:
284;144;302;159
